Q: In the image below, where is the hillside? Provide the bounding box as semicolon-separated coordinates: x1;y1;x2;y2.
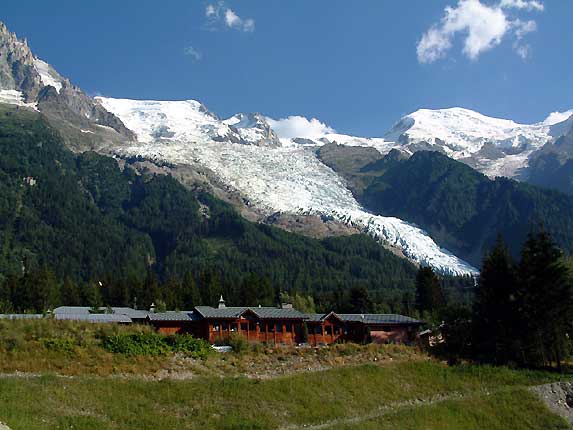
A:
0;319;568;430
319;147;573;265
0;104;419;310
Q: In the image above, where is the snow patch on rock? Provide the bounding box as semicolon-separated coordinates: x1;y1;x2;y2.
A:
34;58;63;93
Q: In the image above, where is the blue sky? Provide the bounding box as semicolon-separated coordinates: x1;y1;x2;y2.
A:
2;0;572;136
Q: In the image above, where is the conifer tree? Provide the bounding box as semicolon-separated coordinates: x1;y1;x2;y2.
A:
181;272;201;309
516;230;573;368
473;236;518;363
415;266;444;314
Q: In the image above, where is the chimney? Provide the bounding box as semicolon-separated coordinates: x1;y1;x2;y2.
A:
281;303;293;309
150;303;156;314
218;295;226;309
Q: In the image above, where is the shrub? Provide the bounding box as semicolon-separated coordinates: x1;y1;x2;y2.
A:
41;337;76;354
102;332;211;358
102;333;171;356
166;335;212;359
227;334;248;354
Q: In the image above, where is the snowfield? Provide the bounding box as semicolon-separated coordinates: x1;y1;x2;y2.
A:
33;59;63;93
98;97;478;276
0;89;37;110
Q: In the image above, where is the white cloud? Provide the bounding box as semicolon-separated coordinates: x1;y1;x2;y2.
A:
205;2;255;32
499;0;544;11
512;19;537;39
184;45;203;61
205;4;217;17
266;116;335;139
417;0;543;63
513;42;531;60
224;9;241;27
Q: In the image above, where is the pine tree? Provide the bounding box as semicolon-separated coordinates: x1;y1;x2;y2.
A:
415;267;444;314
473;236;518;363
516;230;573;368
61;277;81;306
348;286;372;314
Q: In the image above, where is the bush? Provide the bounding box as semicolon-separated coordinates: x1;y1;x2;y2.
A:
166;335;212;359
227;334;248;354
102;333;171;356
102;332;211;358
41;337;76;354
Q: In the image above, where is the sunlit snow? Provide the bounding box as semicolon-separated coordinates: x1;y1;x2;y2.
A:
33;58;63;93
98;97;478;276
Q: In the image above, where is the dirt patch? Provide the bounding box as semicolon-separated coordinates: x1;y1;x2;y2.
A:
531;382;573;426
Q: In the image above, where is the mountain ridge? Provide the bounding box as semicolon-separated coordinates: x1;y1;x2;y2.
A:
1;18;572;275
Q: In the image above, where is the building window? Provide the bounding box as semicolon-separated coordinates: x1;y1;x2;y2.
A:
230;323;238;332
334;326;340;335
222;323;229;331
325;326;332;335
213;324;220;332
269;323;275;332
285;323;292;333
241;323;248;331
260;323;267;332
276;323;283;332
315;326;323;335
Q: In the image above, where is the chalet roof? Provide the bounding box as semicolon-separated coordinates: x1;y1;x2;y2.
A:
338;314;422;325
0;314;43;320
53;306;91;314
53;306;150;319
107;307;150;319
304;311;343;323
54;313;132;323
147;311;198;322
194;306;305;320
304;313;326;322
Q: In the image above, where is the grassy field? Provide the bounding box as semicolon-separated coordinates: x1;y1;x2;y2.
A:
0;361;569;430
0;320;570;429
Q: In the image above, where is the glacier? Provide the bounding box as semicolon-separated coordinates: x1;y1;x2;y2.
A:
97;97;478;276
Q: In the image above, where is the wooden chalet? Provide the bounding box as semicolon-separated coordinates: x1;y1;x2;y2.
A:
146;296;423;346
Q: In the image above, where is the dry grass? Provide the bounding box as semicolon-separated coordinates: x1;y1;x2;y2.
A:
0;319;423;378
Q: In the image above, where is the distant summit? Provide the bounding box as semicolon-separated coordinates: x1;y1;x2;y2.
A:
0;20;134;150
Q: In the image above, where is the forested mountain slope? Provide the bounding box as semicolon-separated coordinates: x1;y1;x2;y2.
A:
0;104;418;296
319;146;573;265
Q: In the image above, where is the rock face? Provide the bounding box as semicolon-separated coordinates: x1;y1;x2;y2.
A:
223;112;282;147
0;21;43;102
0;20;135;150
531;382;573;425
527;117;573;195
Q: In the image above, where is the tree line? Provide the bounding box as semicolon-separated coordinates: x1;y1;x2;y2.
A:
416;229;573;370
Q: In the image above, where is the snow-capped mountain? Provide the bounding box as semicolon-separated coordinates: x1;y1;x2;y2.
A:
223;112;281;147
3;18;571;276
98;96;477;276
0;21;134;149
382;107;573;178
268;107;573;180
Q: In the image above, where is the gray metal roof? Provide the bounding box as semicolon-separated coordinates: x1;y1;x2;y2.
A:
147;311;196;322
107;307;150;319
338;314;422;325
304;313;328;322
53;306;91;315
54;313;132;323
194;306;305;320
0;314;44;320
53;306;149;319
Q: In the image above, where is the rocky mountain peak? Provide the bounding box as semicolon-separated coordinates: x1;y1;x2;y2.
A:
0;20;135;147
223;112;281;147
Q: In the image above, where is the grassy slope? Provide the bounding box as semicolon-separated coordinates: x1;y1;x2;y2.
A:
0;362;568;430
